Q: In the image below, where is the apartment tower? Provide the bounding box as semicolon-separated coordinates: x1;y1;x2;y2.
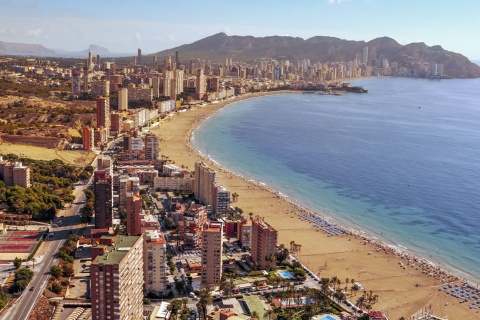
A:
251;219;278;270
201;221;223;288
91;235;144;320
143;230;167;294
193;161;216;207
94;170;113;229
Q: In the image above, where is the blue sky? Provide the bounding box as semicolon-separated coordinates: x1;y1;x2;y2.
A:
1;0;479;59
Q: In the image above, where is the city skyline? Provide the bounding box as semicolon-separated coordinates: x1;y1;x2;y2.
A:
1;0;480;59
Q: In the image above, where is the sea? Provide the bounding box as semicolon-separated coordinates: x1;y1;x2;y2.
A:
192;77;480;283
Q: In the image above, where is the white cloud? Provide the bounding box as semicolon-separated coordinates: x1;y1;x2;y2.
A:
133;32;142;42
25;28;42;37
328;0;347;4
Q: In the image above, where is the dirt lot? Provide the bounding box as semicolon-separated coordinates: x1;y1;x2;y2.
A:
0;143;95;166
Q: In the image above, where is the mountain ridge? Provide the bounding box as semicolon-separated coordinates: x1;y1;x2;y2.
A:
152;33;480;78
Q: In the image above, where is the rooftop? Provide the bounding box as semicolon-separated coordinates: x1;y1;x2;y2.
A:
92;235;141;265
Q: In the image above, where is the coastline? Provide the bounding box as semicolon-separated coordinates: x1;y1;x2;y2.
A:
150;92;477;319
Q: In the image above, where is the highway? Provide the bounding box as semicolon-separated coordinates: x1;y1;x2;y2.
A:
1;181;89;320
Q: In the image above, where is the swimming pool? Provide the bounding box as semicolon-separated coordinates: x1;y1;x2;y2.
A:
319;316;336;320
278;270;294;279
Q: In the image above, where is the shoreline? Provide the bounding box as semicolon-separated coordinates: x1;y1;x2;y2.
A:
150;91;477;319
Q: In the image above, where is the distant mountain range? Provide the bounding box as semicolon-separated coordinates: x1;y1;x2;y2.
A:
1;33;479;77
152;33;480;78
0;41;128;57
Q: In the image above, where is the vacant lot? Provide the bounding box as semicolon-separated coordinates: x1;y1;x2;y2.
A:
0;143;95;166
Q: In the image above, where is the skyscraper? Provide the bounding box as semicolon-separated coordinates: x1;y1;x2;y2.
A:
126;192;143;235
362;46;369;65
201;221;223;288
137;48;142;65
175;50;180;69
82;126;95;151
251;219;278;270
193;161;216;207
153;55;158;70
163;70;173;98
196;68;205;96
71;67;81;96
118;87;128;111
144;133;159;161
96;96;110;136
91;235;144;320
94;170;113;229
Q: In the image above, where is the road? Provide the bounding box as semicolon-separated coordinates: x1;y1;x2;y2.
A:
1;182;89;320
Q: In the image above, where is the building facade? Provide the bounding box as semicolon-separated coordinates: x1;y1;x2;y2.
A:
91;235;144;320
201;221;223;289
193;161;216;207
143;230;167;294
94;170;113;229
251;219;278;270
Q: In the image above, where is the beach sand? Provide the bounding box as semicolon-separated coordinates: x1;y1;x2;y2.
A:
150;93;476;320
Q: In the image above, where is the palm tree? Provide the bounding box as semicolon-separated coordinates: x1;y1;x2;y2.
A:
251;311;260;320
263;309;276;320
249;212;253;220
198;287;213;320
356;296;366;309
331;276;338;291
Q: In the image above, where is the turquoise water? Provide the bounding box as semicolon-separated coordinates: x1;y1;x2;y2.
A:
278;270;295;279
192;77;480;282
319;316;336;320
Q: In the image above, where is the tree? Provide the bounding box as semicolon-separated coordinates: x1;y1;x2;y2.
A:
198;287;213;320
50;265;62;278
263;309;276;320
13;257;22;269
13;267;34;292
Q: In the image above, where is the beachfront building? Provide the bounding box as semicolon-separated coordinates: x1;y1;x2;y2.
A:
143;229;167;294
201;221;223;289
126;192;143;235
193;161;216;208
237;218;252;249
251;219;278;270
144;133;159;161
213;185;230;215
91;235;144;320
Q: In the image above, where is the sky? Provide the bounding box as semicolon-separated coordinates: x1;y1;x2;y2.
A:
1;0;480;59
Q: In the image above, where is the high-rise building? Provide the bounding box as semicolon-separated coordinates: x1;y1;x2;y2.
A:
213;185;230;214
153;55;158;70
83;67;89;93
193;161;216;207
96;96;110;136
164;56;172;71
126;192;143;235
118;87;128;111
94;169;113;229
144;133;159;161
71;67;82;96
91;235;144;320
137;48;142;65
251;219;278;270
143;230;167;294
163;70;173;98
175;50;180;69
196;68;206;96
151;76;160;98
110;112;123;133
88;50;93;68
82;126;95;151
181;202;207;248
362;46;369;65
201;221;223;288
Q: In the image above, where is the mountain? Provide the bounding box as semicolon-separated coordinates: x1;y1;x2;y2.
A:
152;33;480;78
0;40;56;56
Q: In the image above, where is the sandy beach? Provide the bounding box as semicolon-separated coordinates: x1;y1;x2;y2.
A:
150;92;477;320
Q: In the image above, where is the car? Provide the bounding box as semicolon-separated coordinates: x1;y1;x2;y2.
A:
29;286;34;291
49;232;55;237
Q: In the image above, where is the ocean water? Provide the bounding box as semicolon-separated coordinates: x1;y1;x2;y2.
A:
192;77;480;282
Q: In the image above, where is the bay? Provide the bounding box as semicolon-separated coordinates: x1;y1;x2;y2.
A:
192;77;480;282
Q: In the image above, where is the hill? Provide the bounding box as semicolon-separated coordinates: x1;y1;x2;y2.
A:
0;41;56;56
152;33;480;78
